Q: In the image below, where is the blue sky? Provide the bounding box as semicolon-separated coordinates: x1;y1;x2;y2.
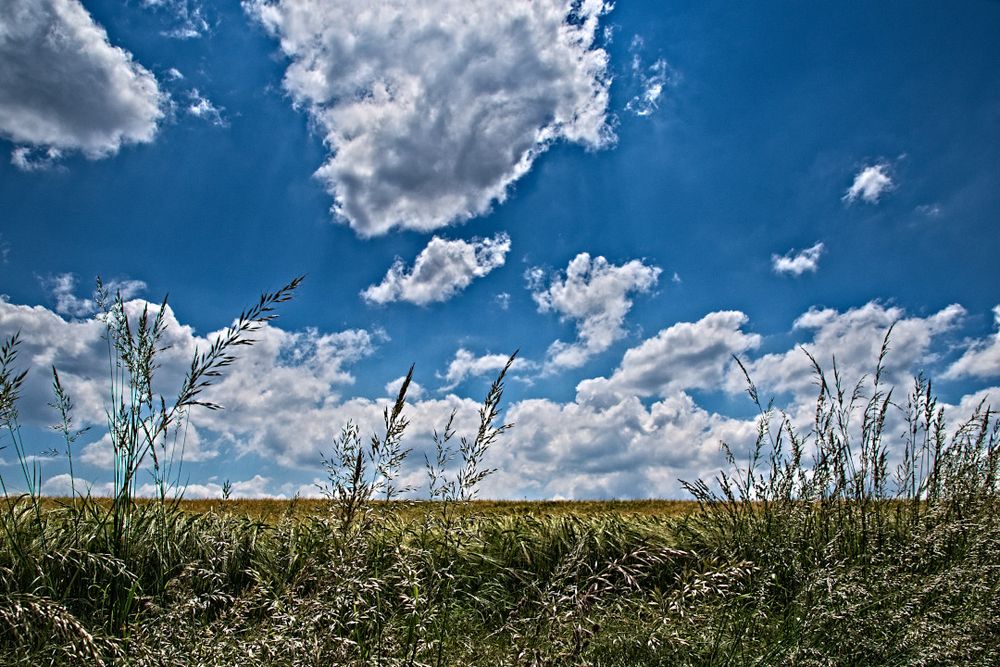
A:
1;0;999;499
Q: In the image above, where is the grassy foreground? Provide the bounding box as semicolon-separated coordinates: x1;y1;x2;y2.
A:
2;281;998;664
2;486;998;666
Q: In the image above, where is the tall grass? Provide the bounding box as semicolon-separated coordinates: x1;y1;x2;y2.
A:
672;329;1000;664
1;288;998;665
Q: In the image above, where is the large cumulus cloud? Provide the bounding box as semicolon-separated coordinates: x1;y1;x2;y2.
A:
0;0;164;163
245;0;614;236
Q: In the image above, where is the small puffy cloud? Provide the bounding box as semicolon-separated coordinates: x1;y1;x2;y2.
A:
385;375;424;401
944;306;1000;380
362;234;510;306
843;162;894;204
771;241;825;277
0;0;164;160
494;292;511;311
528;253;661;372
186;89;226;126
44;273;93;317
245;0;614;236
437;348;526;391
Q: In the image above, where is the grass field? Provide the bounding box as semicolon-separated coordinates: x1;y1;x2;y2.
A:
2;285;998;665
156;497;698;521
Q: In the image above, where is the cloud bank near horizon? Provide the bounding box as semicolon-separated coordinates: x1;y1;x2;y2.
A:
2;285;997;500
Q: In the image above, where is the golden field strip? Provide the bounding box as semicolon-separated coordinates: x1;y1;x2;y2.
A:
43;496;699;521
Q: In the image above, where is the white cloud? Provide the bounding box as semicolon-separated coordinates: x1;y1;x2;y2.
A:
944;306;1000;380
141;0;209;40
385;375;424;401
578;311;761;401
166;68;185;81
227;392;489;471
41;472;282;499
480;302;976;499
734;302;965;400
494;292;511;311
916;203;942;218
0;0;164;160
362;234;510;306
6;292;995;500
0;294;381;468
0;292;498;486
437;348;527;391
486;390;757;499
78;421;218;473
245;0;614;236
625;51;669;117
42;474;115;498
843;162;894;204
186;89;226;126
40;273;147;318
771;241;825;276
528;253;661;372
44;273;93;317
10;146;63;172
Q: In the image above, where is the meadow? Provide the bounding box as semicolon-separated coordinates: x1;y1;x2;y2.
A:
1;281;997;665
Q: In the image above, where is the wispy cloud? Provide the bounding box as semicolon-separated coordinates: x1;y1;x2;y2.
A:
141;0;209;39
186;89;227;127
771;241;825;276
625;36;671;117
916;203;942;218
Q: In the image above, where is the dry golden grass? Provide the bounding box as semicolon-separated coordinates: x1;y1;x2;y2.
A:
43;497;698;522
